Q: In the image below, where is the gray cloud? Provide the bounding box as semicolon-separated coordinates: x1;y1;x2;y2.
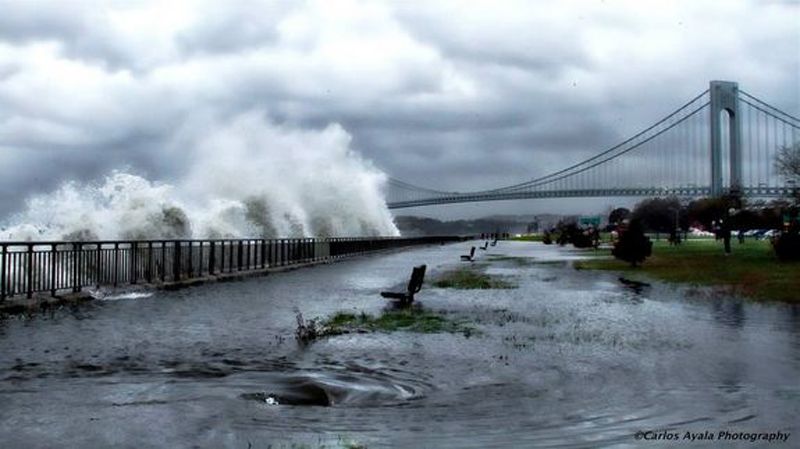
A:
0;0;798;221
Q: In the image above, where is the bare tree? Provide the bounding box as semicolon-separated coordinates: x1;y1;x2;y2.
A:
775;142;800;204
775;142;800;180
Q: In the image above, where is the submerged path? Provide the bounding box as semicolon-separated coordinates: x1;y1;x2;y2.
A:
0;242;798;448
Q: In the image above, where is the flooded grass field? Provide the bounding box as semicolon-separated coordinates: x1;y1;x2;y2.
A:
1;241;798;448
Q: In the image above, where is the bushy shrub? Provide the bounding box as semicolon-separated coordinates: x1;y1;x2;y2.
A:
571;231;594;248
773;232;800;261
553;222;594;248
612;220;652;267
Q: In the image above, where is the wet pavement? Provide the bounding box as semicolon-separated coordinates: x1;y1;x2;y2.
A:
1;241;798;448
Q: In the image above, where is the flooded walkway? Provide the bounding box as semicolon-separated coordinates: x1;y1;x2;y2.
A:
1;241;798;448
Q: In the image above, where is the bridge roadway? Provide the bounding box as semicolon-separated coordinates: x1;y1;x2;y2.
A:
388;185;794;209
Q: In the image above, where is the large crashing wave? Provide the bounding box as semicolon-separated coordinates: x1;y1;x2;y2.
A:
1;114;399;241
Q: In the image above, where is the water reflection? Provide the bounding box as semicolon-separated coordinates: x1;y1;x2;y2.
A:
712;300;747;328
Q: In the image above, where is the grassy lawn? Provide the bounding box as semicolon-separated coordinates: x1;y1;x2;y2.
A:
432;267;516;289
573;239;800;302
321;309;474;336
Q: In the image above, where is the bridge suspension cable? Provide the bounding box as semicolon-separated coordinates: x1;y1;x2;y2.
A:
387;83;800;209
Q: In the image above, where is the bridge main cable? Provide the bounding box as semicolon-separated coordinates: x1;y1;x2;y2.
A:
390;89;711;196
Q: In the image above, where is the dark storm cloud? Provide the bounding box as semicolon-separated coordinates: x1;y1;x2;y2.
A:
0;2;88;42
0;0;798;220
392;3;592;75
175;3;294;55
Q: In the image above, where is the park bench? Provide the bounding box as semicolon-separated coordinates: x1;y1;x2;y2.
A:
460;246;476;261
380;264;427;304
479;241;489;250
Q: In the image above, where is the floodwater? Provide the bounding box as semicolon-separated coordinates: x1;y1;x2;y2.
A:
1;242;798;448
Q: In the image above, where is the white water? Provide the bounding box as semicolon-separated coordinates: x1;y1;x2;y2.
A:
1;114;399;241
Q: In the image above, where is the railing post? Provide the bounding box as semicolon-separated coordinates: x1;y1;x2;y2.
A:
187;241;193;278
113;242;119;287
1;244;6;302
237;240;243;271
51;244;57;296
73;242;82;293
198;241;203;276
209;241;216;275
270;240;274;266
228;241;234;272
26;244;34;299
173;241;181;281
130;242;137;284
260;239;266;269
161;242;166;281
147;241;153;283
95;243;102;288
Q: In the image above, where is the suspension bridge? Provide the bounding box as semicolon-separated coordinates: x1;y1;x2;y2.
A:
386;81;800;209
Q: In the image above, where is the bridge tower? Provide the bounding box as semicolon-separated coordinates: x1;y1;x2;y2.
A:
710;80;742;196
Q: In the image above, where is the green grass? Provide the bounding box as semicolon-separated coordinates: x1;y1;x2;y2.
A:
573;239;800;302
320;309;475;336
432;267;516;289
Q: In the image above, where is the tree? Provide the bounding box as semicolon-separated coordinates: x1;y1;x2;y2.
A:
687;195;744;231
631;197;683;233
775;142;800;204
553;221;594;248
608;207;631;226
769;143;800;260
612;219;652;267
775;142;800;180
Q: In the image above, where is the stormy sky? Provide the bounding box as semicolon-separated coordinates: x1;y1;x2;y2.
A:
1;0;798;220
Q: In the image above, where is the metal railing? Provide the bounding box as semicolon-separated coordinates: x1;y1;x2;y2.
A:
0;236;465;300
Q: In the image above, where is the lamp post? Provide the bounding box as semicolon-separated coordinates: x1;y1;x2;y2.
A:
668;206;681;245
723;206;740;255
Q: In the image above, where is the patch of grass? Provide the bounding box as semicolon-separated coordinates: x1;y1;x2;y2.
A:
433;267;516;289
486;255;537;266
319;309;475;336
573;239;800;302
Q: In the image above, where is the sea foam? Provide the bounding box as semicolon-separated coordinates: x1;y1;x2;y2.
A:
1;113;399;241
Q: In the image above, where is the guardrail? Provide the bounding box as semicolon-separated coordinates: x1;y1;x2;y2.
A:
0;236;466;300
